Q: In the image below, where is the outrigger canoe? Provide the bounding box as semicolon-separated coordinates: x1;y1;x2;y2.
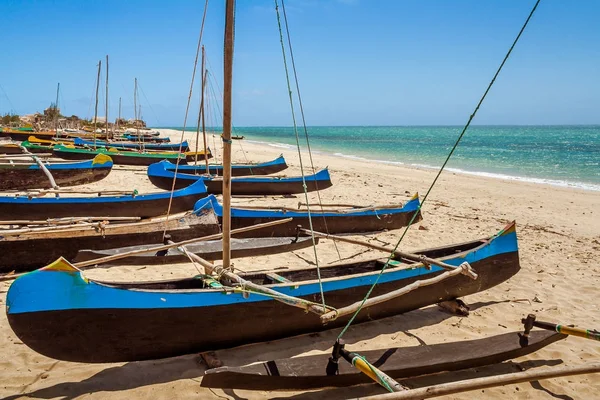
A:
52;144;188;166
74;137;190;152
0;202;220;273
147;160;332;194
156;155;288;177
193;194;422;237
0;154;113;190
0;178;209;220
6;222;520;362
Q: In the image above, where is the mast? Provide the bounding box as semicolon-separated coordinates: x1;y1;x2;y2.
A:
195;46;209;169
117;97;121;132
54;82;60;137
93;60;101;150
222;0;235;269
105;55;109;139
202;67;209;171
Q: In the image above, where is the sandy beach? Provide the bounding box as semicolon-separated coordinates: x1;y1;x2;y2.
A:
1;128;599;399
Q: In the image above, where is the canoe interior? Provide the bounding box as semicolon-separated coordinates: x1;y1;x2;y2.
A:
96;236;487;290
74;236;319;265
201;330;567;390
0;209;220;273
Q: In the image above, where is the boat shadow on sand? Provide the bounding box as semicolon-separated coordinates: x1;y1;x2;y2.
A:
7;300;549;400
264;358;567;400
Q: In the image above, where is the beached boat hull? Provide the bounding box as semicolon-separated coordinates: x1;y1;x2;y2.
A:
202;330;566;390
0;142;23;154
52;144;187;166
0;208;219;273
0;154;113;190
147;160;332;194
73;236;318;265
6;223;520;362
157;156;288;178
0;179;208;220
74;137;190;152
194;194;422;237
0;129;54;142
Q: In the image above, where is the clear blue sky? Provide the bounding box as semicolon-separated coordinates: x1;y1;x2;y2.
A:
0;0;598;126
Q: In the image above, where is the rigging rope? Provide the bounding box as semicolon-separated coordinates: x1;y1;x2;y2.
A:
336;0;542;340
162;0;210;239
274;0;326;308
279;0;342;260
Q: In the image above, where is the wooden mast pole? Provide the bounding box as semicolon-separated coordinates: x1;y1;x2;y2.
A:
93;60;101;150
105;55;109;139
117;97;121;133
54;82;60;137
222;0;235;269
134;78;141;150
194;46;206;165
202;67;210;171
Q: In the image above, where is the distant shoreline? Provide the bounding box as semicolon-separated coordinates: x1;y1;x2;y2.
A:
160;125;600;192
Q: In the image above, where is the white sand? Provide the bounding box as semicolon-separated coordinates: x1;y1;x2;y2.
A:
1;128;598;399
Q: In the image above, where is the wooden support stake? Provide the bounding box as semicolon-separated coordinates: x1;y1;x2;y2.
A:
73;217;293;268
357;362;600;400
320;264;472;323
300;228;477;279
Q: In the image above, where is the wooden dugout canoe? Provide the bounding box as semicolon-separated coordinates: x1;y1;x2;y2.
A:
74;236;318;266
202;330;566;390
0;154;113;190
74;137;190;152
52;144;187;166
0;204;219;273
0;178;208;220
147;159;332;194
0;142;24;154
6;222;520;362
0;128;56;142
193;194;422;237
157;155;288;177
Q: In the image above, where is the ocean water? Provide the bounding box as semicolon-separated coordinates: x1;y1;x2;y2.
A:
173;126;600;191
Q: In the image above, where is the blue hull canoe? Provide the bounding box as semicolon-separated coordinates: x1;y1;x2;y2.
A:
0;178;208;220
74;137;190;152
0;154;113;190
155;155;288;178
192;194;423;237
147;160;332;194
6;222;520;362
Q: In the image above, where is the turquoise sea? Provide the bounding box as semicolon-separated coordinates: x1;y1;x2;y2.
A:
172;126;600;192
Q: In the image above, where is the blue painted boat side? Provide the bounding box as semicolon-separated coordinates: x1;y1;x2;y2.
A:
6;229;517;315
0;178;207;205
24;158;113;171
193;194;420;219
74;138;188;151
164;155;287;172
149;160;329;184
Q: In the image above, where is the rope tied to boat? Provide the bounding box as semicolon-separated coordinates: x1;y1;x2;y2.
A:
220;135;233;144
274;0;327;310
161;0;210;240
276;0;342;261
334;0;542;340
